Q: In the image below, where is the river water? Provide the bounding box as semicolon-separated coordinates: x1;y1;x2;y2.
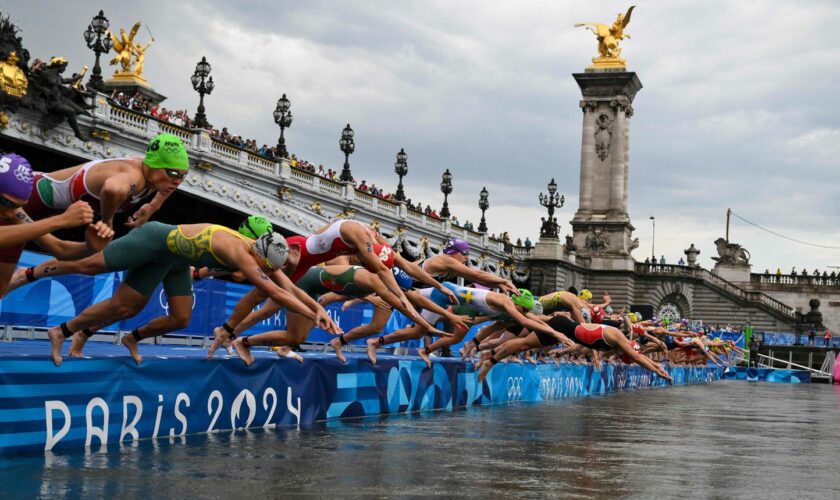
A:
2;381;839;498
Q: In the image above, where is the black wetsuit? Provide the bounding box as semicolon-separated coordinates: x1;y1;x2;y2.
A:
545;316;613;351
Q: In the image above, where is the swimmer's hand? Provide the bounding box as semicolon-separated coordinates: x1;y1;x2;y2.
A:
500;281;519;295
427;327;453;338
446;313;472;333
316;309;342;335
438;285;459;305
85;221;114;251
60;200;94;228
364;295;391;311
125;202;155;228
555;332;576;349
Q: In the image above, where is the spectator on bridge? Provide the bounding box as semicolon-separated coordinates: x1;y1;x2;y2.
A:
790;267;796;276
678;257;686;266
659;255;666;265
808;325;816;347
776;268;782;278
524;237;532;249
825;328;832;347
644;257;650;264
358;180;368;192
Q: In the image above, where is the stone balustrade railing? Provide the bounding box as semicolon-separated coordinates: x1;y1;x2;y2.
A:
634;263;796;319
752;273;840;287
6;97;516;268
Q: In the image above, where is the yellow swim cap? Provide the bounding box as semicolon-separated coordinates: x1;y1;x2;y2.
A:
578;289;593;301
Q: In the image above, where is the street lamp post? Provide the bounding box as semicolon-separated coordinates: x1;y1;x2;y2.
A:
339;123;355;182
538;178;565;239
394;148;408;202
440;169;453;218
272;93;293;159
650;216;656;262
190;56;214;129
478;187;489;233
83;10;112;92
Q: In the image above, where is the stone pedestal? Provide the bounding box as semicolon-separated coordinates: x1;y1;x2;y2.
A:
104;74;167;106
713;262;751;283
532;238;565;260
569;69;642;270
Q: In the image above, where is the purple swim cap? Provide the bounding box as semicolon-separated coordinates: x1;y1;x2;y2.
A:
0;153;33;201
443;238;469;255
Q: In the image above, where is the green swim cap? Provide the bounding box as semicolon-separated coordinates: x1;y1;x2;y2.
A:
239;215;274;239
144;133;189;171
511;288;536;311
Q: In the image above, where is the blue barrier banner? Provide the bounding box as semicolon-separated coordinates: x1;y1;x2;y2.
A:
0;341;722;456
722;367;810;383
0;251;413;342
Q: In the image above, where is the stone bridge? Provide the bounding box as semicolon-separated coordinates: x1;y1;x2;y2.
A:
0;98;529;282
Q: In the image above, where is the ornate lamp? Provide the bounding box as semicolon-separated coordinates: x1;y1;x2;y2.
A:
339;123;355;182
84;10;112;92
394;148;408;202
538;178;565;238
440;169;453;218
273;93;293;159
191;56;213;128
478;187;489;233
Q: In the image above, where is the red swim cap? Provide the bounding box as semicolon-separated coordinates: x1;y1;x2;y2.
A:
591;306;604;324
364;243;396;271
620;340;641;364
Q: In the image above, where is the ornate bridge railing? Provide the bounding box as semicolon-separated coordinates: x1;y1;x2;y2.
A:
3;97;523;279
752;273;840;287
634;263;796;320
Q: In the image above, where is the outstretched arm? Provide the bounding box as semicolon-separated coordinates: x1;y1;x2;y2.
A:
441;259;518;295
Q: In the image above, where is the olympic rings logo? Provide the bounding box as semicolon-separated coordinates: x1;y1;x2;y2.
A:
507;376;523;400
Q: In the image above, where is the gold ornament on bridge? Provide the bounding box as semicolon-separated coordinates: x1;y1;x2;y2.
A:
108;22;155;81
575;5;634;69
0;51;27;97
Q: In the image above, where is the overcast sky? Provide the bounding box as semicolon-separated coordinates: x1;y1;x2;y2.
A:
6;1;839;272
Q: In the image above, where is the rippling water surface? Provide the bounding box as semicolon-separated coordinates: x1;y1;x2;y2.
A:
3;381;840;498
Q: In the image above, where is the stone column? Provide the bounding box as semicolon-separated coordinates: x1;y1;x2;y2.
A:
569;70;642;270
577;101;596;215
609;101;627;215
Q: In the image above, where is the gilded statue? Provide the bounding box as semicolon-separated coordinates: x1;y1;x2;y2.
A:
575;6;635;68
108;22;154;79
0;51;27;97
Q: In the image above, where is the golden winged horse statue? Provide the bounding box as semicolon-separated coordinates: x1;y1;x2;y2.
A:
108;22;142;76
575;6;635;68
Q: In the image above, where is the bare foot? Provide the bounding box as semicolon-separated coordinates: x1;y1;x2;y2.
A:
121;334;143;365
366;339;379;365
511;356;524;365
526;355;537;365
68;332;90;357
46;326;65;366
330;338;347;364
417;348;432;368
223;338;234;356
276;346;304;364
207;327;230;359
232;338;254;366
477;360;492;383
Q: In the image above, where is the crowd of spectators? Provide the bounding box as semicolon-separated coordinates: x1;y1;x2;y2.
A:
102;92;527;238
108;90;195;128
766;267;838;279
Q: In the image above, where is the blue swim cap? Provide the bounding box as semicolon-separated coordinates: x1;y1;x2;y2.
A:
392;267;413;290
